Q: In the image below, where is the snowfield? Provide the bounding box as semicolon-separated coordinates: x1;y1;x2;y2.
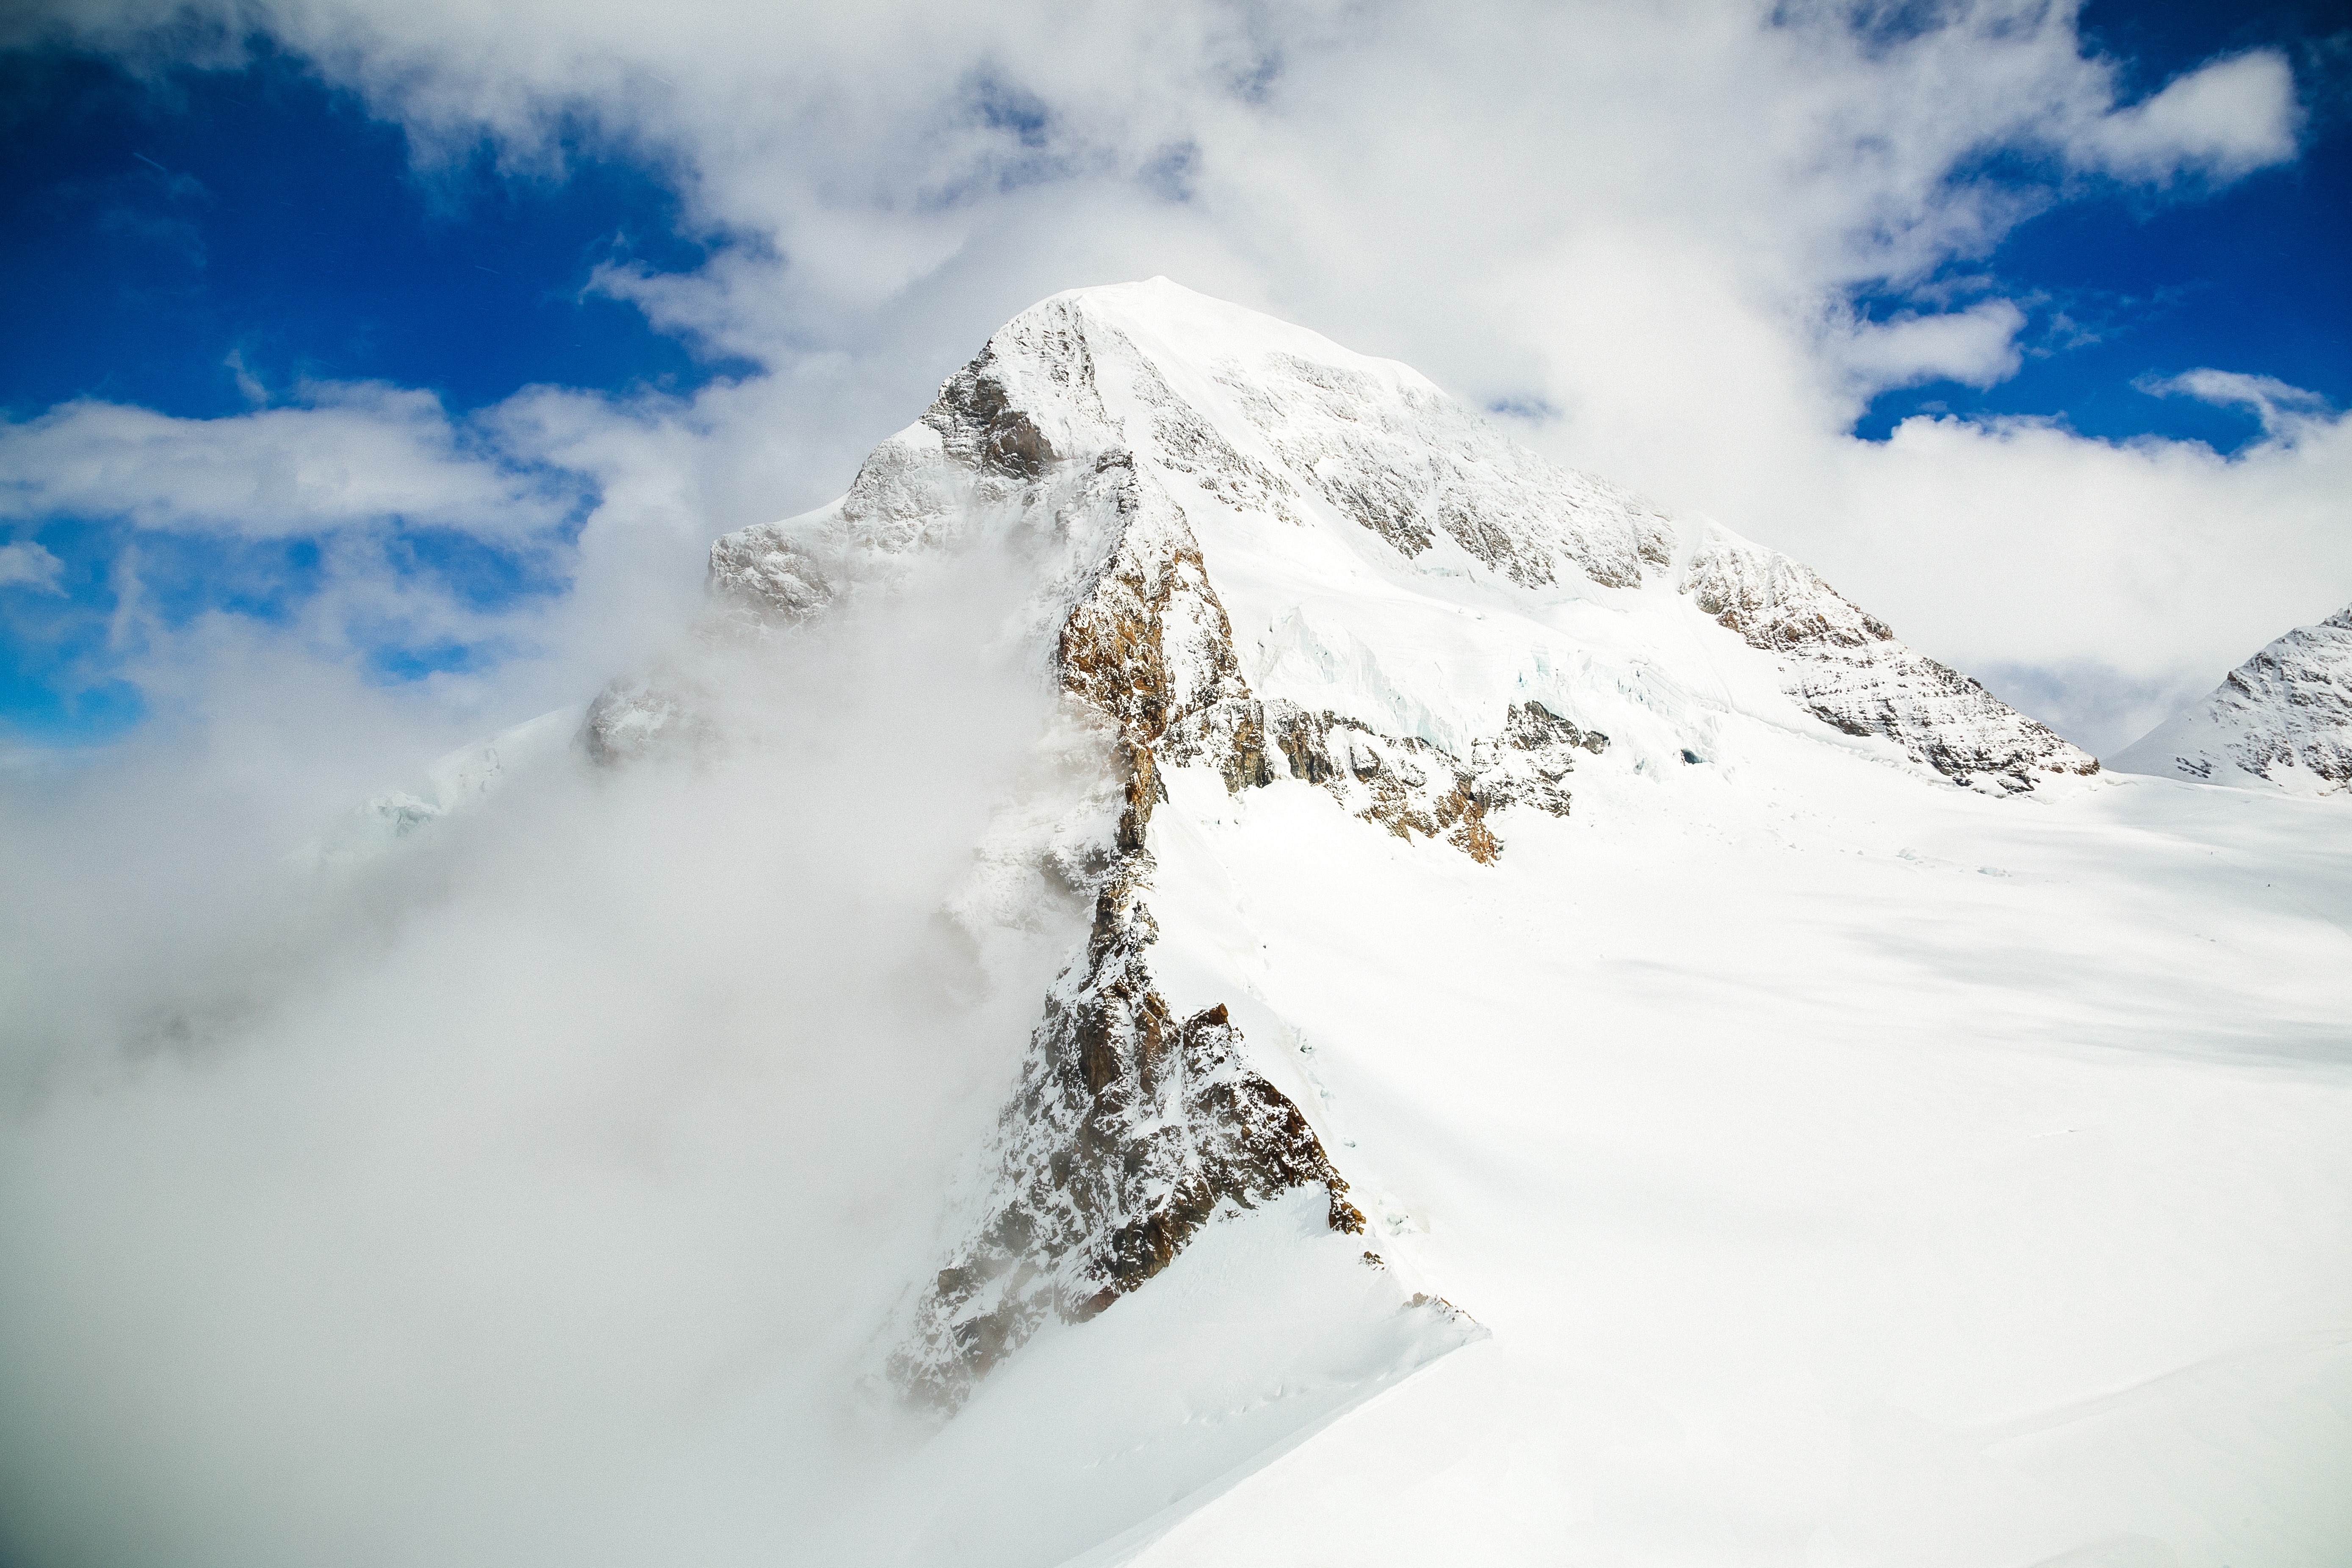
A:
1114;740;2352;1566
3;280;2346;1568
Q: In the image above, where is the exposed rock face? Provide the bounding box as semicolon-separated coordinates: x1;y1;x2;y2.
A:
1161;697;1600;866
1472;700;1608;816
926;347;1061;480
578;523;841;763
1681;525;2097;792
888;877;1367;1406
581;669;714;767
892;422;1369;1411
2113;606;2352;794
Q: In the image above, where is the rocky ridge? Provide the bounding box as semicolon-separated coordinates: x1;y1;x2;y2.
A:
1680;525;2096;792
2114;604;2352;794
881;395;1566;1408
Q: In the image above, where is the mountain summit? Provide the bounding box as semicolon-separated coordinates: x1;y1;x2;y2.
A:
613;279;2092;800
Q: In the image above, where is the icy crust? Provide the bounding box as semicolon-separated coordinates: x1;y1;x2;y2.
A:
2112;606;2352;794
1680;524;2097;793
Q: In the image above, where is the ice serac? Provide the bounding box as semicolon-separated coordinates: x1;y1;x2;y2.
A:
2112;605;2352;795
589;278;2097;1407
1680;523;2096;792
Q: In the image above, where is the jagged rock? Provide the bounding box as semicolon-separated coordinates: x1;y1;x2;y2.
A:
579;528;835;768
927;348;1060;480
2113;605;2352;793
1055;455;1253;749
888;888;1364;1410
888;404;1375;1409
1470;700;1605;818
1256;706;1502;862
1681;524;2097;792
1161;695;1603;864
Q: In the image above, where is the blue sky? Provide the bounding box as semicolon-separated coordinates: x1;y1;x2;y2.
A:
1;0;2347;755
1856;0;2352;447
0;44;750;739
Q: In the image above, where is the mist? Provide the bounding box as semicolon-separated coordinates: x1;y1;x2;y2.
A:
0;540;1093;1567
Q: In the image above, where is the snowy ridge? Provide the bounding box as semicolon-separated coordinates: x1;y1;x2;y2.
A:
575;279;2102;1407
2112;604;2352;795
1681;523;2097;792
874;436;1488;1408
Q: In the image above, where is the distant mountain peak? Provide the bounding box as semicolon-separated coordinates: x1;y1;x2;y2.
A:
2113;603;2352;795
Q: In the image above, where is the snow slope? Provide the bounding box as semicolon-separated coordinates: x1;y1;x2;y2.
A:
1106;741;2352;1568
2112;604;2352;795
307;704;584;864
8;281;2344;1568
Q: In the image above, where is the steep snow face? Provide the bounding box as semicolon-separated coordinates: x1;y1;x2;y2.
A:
2112;605;2352;795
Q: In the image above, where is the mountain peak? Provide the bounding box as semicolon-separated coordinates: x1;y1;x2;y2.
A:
673;282;2089;788
555;285;2109;1405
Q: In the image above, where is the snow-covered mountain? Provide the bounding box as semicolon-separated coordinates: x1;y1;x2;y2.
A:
70;282;2345;1568
2112;604;2352;795
578;279;2108;1408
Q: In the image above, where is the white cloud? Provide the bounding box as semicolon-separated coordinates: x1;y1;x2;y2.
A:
2072;50;2303;183
6;0;2341;755
1831;298;2027;396
0;385;573;537
0;541;64;593
2137;366;2335;437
